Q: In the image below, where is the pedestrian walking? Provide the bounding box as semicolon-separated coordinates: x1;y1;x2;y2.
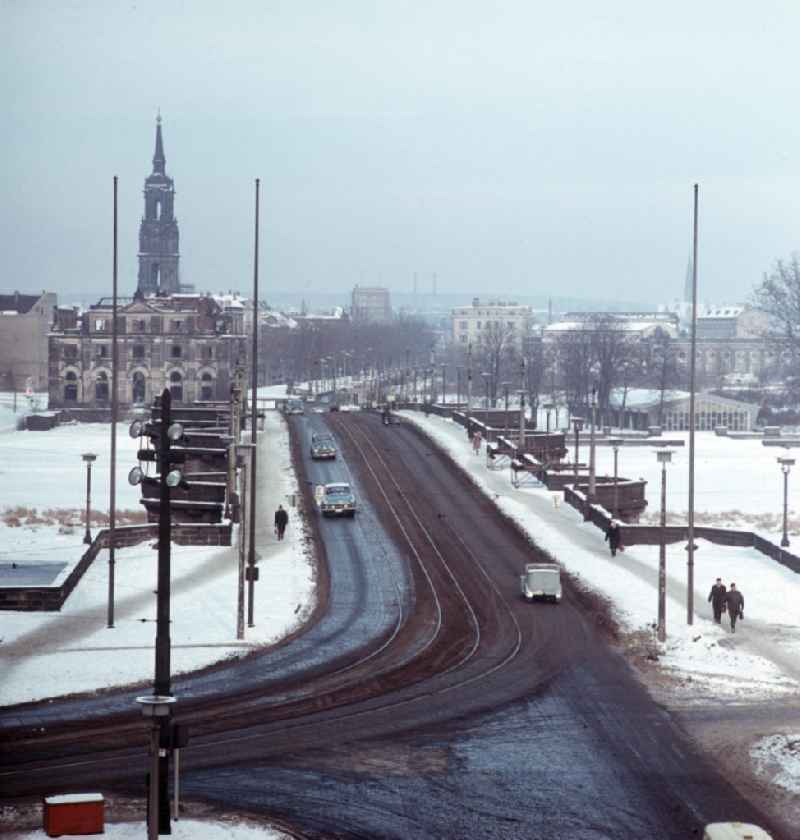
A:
725;582;744;633
707;578;727;624
274;505;289;541
472;430;482;455
604;520;623;557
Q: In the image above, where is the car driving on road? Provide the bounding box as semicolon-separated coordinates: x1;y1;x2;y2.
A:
310;433;337;460
520;562;562;603
285;399;304;415
320;482;356;517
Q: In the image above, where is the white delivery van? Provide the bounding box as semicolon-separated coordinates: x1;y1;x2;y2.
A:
520;563;562;603
703;824;772;840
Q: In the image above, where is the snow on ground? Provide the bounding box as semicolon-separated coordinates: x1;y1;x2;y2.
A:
0;407;314;706
751;733;800;794
398;411;800;703
0;392;48;435
4;817;287;839
588;428;798;540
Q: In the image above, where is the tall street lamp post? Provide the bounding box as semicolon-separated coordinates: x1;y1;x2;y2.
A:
609;437;623;519
571;417;584;486
517;390;526;456
467;342;473;410
588;387;598;502
778;455;795;548
502;382;511;441
82;453;97;545
544;402;555;433
441;363;447;405
656;448;672;643
482;372;491;430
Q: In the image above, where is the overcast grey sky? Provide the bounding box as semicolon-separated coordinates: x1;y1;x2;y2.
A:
4;0;800;305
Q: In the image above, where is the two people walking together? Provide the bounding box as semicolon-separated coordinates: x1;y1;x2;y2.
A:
708;578;745;633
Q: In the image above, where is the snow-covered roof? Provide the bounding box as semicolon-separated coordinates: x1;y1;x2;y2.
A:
261;311;298;329
609;388;688;408
544;319;677;336
609;387;757;411
212;293;246;309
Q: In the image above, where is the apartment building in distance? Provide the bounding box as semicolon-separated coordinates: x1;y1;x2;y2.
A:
351;285;392;322
0;291;57;391
451;298;536;349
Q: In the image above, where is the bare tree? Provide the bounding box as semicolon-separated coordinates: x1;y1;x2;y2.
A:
587;315;634;422
752;255;800;382
638;330;685;425
553;328;593;414
475;320;516;404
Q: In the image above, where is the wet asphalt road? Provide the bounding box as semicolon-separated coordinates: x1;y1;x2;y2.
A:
1;409;781;838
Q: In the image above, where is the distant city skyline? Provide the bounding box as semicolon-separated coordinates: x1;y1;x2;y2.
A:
5;2;800;307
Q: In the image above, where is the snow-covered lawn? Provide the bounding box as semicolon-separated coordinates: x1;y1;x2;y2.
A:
399;411;800;703
589;429;798;541
4;817;287;839
0;408;314;706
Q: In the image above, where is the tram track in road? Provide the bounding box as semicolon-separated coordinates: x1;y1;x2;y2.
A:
333;413;525;690
2;408;784;838
0;409;530;794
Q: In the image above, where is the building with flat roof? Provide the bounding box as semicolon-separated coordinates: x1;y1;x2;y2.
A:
451;298;535;349
0;291;57;391
351;286;392;322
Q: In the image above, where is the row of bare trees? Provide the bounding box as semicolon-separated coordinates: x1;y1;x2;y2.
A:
258;313;437;387
444;314;685;425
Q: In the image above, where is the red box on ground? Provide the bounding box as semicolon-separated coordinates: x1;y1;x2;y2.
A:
43;793;104;837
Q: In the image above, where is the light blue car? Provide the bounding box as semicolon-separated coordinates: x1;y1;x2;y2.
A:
320;483;356;517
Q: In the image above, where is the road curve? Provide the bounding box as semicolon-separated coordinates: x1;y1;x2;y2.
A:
1;409;781;839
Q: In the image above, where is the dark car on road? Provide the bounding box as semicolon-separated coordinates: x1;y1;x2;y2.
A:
310;433;337;460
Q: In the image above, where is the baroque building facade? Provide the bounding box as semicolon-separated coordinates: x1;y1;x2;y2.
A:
48;294;246;408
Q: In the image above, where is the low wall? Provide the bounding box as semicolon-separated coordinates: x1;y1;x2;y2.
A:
562;486;800;576
0;522;233;611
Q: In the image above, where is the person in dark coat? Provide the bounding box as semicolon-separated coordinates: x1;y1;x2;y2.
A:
604;520;623;557
708;578;727;623
274;505;289;541
725;582;744;633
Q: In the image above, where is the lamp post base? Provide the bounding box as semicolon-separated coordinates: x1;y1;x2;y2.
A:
781;537;790;548
83;533;92;545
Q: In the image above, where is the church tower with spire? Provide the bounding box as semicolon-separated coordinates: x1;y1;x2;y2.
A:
136;115;182;296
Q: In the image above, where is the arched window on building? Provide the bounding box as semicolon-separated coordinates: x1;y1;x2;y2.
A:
64;371;78;402
169;371;183;403
132;371;146;404
95;371;109;402
200;372;214;401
